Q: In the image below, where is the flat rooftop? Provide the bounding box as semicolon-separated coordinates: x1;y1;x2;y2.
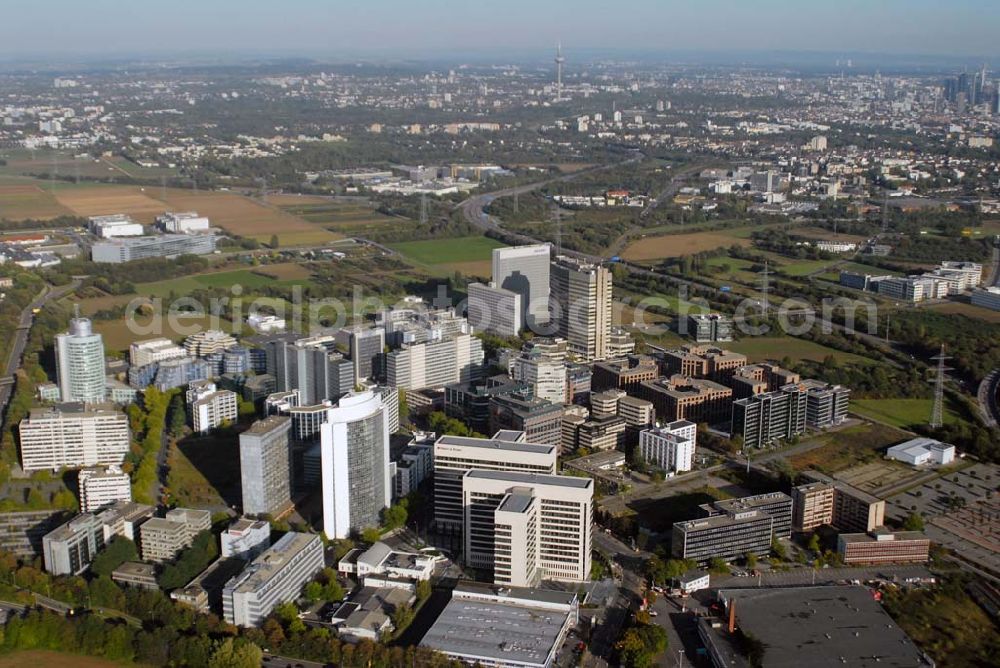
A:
422;590;574;667
435;434;555;456
465;469;593;489
717;586;933;667
225;532;319;595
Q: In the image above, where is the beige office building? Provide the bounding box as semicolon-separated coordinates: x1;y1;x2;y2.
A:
462;470;593;586
550;256;612;362
433;432;557;533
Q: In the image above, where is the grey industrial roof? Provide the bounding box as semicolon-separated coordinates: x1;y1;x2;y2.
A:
718;586;933;668
465;469;592;489
421;594;572;667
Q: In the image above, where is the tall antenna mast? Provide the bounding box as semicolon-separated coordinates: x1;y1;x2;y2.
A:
761;260;770;315
930;345;951;429
554;205;562;256
881;189;890;234
554;42;565;101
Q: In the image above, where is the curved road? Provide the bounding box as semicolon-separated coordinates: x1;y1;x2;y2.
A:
0;278;82;430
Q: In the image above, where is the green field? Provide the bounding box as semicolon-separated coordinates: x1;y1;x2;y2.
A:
134;269;309;298
851;398;961;429
389;235;508;277
390;236;507;264
787;422;911;473
776;259;840;277
728;336;876;365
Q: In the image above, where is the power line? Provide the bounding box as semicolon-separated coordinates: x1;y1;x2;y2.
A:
930;344;952;429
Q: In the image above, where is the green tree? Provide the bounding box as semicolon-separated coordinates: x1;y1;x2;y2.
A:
270;234;280;249
902;512;925;531
168;393;187;437
90;536;139;577
708;557;729;575
210;637;263;668
745;551;758;569
806;533;821;554
361;527;382;545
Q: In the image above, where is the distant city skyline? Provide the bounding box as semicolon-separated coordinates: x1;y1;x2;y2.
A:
1;0;999;61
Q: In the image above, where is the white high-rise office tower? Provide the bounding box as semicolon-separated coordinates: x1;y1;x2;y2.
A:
550;256;612;362
492;244;551;332
320;391;391;539
462;470;592;586
55;316;106;404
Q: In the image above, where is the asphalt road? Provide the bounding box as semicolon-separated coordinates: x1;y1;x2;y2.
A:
0;278;81;430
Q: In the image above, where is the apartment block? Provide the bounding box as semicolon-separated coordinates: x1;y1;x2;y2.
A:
732;384;808;449
433;431;557;533
42;513;106;575
638;420;697;472
140;508;211;562
191;389;239;433
801;380;850;428
794;472;885;533
462;470;593;586
222;532;324;627
18;403;130;472
78;465;132;512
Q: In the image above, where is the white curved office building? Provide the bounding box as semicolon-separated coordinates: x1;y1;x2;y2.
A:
321;391;390;539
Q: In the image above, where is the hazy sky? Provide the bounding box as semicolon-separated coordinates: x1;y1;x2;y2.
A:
1;0;998;60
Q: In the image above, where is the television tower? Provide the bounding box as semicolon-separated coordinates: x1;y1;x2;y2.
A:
554;43;565;101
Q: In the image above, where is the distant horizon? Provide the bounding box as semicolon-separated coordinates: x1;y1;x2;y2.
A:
1;0;998;64
0;46;994;74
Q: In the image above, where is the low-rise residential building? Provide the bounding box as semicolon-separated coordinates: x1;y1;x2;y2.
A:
220;518;271;560
112;561;158;589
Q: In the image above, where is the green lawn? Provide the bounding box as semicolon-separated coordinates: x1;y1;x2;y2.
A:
777;259;839;277
851;398;961;429
728;336;876;365
135;269;307;297
389;235;507;265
